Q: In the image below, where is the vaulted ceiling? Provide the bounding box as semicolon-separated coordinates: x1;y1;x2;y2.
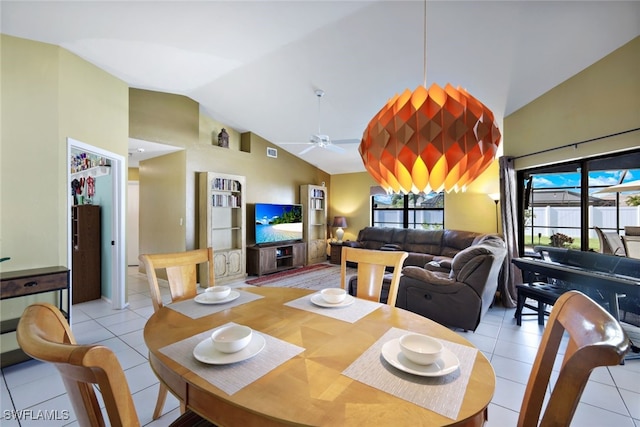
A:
3;1;639;173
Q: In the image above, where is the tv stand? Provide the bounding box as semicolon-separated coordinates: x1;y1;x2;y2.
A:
247;242;306;276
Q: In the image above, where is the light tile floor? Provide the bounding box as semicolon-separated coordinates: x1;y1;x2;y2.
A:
1;267;639;426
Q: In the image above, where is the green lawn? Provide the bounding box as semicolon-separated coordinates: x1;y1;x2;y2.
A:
523;236;601;252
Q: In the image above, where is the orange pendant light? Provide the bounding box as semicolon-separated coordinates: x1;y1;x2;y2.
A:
358;0;501;194
359;83;501;194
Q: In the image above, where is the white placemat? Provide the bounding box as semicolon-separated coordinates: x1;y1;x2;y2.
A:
284;292;382;323
343;327;478;420
159;322;305;395
167;290;263;319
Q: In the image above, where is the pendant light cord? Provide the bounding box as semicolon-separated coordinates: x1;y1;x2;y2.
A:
423;0;427;88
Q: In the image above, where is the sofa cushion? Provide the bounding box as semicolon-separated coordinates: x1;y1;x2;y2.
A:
424;259;451;273
450;245;494;279
440;230;484;258
389;229;408;247
403;229;443;256
405;253;435;267
380;243;403;251
357;227;396;250
402;266;453;285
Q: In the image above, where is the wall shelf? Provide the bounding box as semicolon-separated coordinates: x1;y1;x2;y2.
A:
70;165;111;180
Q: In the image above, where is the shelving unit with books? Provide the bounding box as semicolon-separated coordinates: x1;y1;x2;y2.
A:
300;184;328;264
198;172;246;285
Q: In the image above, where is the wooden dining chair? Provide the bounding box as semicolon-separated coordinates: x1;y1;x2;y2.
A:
139;247;214;312
16;302;215;427
139;247;214;419
518;290;629;427
340;246;408;306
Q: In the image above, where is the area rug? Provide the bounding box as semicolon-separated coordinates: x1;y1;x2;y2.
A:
245;263;355;291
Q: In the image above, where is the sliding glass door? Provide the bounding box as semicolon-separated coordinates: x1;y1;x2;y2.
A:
519;149;640;254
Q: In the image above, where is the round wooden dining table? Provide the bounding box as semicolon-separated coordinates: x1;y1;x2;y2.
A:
144;287;495;427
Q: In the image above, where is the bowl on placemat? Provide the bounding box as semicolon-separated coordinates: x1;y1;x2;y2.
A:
205;285;231;300
320;288;347;304
211;325;253;353
399;333;443;365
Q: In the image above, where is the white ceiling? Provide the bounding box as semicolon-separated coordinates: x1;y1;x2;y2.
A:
3;1;639;174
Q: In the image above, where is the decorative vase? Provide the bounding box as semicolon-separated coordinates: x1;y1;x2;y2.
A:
218;128;229;148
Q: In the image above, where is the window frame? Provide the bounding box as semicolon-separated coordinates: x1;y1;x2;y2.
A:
517;149;640;254
371;193;445;230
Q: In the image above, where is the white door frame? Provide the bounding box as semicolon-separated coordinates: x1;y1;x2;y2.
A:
67;137;127;309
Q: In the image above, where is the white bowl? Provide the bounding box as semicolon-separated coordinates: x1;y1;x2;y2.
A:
320;288;347;304
205;285;231;300
399;333;444;365
211;325;253;353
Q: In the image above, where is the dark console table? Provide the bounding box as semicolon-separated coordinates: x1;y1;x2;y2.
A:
0;266;70;367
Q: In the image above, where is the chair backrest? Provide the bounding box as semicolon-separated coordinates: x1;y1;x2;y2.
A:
17;303;140;427
624;226;640;236
594;226;626;256
518;291;629;427
139;248;214;312
340;247;408;306
623;235;640;259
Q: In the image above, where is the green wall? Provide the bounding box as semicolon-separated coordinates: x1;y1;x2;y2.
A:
130;89;331;255
505;36;640;170
1;34;128;353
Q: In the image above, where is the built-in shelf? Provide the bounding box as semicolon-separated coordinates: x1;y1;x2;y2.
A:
70;165;111;180
301;184;328;265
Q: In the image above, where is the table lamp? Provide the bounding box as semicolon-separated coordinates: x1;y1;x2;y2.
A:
332;216;347;243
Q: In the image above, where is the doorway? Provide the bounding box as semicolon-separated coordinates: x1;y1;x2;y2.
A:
127;181;140;266
67;137;127;309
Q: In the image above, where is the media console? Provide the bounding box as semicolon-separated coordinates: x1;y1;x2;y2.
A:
247;242;306;276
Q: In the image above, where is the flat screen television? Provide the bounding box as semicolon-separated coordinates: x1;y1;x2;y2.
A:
255;203;303;245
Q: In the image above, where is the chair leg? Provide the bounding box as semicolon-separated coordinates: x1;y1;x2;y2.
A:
153;383;169;420
538;302;546;325
515;293;526;326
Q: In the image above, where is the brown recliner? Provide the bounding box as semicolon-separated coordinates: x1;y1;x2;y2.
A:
396;239;507;331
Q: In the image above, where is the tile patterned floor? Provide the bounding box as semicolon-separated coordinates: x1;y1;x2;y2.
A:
1;267;638;426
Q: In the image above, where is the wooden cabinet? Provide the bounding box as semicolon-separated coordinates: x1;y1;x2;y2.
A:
1;266;70;367
300;184;328;264
198;172;246;285
71;205;101;304
247;242;306;276
330;242;345;265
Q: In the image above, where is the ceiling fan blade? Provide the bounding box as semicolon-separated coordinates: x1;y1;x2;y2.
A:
331;138;361;145
299;145;317;155
324;144;345;153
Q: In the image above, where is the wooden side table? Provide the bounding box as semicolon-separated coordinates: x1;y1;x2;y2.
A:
1;266;70;367
330;242;344;265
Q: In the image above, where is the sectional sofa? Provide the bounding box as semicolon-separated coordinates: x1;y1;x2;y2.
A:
344;227;506;331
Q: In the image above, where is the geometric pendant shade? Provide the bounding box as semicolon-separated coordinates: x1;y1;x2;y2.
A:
359;83;501;194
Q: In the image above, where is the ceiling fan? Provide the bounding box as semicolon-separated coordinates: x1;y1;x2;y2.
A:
281;89;359;155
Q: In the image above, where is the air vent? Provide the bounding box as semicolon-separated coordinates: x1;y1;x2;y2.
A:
267;147;277;158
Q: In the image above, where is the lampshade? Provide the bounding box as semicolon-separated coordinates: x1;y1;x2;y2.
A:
332;216;347;243
332;216;348;228
359;83;501;194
